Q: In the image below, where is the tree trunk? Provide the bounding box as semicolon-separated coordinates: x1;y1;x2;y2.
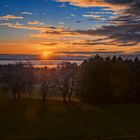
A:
18;92;21;100
43;91;46;101
63;94;66;103
68;94;71;103
13;89;16;101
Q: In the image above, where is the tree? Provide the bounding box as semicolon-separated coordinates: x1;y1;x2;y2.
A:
39;67;54;101
78;55;105;102
56;62;77;103
110;62;134;103
0;62;34;101
77;55;137;104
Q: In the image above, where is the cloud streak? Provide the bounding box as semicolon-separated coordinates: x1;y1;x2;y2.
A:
28;21;44;25
92;1;140;45
0;15;24;20
56;0;130;9
21;12;33;15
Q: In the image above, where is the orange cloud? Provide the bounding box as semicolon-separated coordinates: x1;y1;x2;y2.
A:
0;22;67;32
56;0;128;10
28;21;44;25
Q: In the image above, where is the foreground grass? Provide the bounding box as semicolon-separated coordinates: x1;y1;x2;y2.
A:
0;99;140;140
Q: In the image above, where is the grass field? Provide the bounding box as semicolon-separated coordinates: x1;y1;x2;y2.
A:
0;99;140;140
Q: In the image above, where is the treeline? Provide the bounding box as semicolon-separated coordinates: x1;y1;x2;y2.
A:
78;55;140;104
0;55;140;104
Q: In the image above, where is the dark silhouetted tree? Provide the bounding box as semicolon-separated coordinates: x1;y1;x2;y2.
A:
56;62;77;103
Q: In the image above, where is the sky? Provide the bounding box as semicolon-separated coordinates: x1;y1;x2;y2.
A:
0;0;140;60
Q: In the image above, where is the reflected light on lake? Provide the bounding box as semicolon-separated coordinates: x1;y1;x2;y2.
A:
0;60;82;67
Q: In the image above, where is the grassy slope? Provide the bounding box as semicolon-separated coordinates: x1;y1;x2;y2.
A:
0;99;140;140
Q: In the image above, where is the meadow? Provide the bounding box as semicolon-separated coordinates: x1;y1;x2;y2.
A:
0;99;140;140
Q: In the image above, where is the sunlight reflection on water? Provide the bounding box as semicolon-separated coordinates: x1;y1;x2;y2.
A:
0;60;83;67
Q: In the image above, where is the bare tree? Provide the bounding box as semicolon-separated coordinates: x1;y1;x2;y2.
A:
1;62;34;101
39;67;54;101
56;62;77;103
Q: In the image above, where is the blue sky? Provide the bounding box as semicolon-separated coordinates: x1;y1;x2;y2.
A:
0;0;111;29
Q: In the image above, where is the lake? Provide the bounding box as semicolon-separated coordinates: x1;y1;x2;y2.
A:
0;60;83;67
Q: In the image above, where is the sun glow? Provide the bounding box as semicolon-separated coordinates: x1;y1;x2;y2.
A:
41;51;53;60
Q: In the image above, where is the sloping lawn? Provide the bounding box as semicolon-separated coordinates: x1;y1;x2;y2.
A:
0;99;140;140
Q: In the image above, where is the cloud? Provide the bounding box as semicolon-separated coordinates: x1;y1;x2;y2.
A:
0;20;138;46
59;3;66;7
42;42;59;46
86;11;114;15
76;20;82;23
83;11;115;21
0;22;84;39
0;22;52;32
56;0;131;10
58;22;65;25
58;51;124;55
28;21;44;25
90;1;140;46
0;21;131;46
0;15;24;20
21;12;33;15
70;39;108;46
57;0;140;46
83;14;105;20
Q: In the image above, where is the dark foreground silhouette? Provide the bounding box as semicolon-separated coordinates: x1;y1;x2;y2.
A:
0;99;140;140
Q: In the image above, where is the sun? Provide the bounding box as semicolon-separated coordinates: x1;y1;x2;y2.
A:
41;51;53;59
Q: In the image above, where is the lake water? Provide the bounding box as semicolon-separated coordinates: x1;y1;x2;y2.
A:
0;60;83;67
